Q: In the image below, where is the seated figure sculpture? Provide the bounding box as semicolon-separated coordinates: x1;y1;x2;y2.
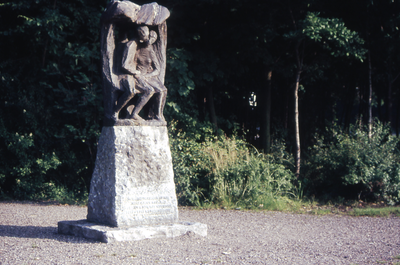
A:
111;25;167;124
100;0;170;126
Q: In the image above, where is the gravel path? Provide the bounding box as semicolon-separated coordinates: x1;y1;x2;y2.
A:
0;202;399;264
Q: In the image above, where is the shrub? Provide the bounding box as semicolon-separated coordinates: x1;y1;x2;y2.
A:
304;121;400;205
204;137;295;208
168;120;214;205
169;121;295;207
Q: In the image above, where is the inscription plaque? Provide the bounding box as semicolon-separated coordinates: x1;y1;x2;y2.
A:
129;197;172;214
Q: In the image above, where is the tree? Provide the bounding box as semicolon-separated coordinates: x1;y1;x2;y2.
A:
284;11;366;176
0;0;106;199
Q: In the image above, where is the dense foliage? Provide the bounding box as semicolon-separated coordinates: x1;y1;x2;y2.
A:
169;121;295;208
1;0;400;205
305;121;400;205
0;0;106;201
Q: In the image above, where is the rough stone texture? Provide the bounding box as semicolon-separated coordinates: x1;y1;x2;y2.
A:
58;125;208;243
101;1;170;26
86;126;178;227
58;220;207;243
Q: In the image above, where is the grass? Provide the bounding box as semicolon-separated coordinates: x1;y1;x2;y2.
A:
349;207;400;217
187;197;400;218
6;191;398;218
194;192;306;212
309;208;332;215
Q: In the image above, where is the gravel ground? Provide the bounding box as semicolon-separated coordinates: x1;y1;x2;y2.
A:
0;202;399;264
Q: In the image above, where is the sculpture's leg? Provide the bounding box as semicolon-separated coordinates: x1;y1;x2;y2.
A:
105;90;117;121
155;90;167;121
131;89;154;121
113;79;135;120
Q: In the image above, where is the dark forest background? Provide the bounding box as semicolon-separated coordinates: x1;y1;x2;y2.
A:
1;0;400;206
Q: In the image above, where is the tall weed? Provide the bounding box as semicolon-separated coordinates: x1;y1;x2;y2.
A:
169;121;295;208
204;138;295;208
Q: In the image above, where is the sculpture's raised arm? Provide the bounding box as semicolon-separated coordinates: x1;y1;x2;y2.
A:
121;40;138;75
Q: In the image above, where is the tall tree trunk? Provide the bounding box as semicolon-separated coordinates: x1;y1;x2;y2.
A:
294;39;303;178
294;69;301;177
396;101;400;136
42;38;49;68
206;86;218;131
42;0;57;68
284;91;289;130
368;50;373;139
386;71;400;129
377;87;382;122
388;79;392;125
261;69;272;153
343;84;354;130
357;86;363;128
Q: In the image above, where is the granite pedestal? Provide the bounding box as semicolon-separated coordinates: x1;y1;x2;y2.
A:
58;126;207;243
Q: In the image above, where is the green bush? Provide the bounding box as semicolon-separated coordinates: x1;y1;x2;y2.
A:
203;137;295;207
0;1;103;202
168;120;215;205
169;121;295;207
304;121;400;205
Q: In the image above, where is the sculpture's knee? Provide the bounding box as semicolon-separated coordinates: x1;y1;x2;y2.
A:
120;78;135;96
127;85;135;94
143;86;155;97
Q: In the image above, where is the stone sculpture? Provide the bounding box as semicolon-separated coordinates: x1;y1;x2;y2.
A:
101;0;169;126
58;1;207;243
120;26;167;123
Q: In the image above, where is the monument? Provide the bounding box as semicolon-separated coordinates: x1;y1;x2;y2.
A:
58;0;207;243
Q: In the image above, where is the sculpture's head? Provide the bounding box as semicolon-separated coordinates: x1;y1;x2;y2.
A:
149;30;157;45
137;25;150;43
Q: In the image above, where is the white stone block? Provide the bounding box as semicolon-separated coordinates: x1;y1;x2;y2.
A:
87;126;178;227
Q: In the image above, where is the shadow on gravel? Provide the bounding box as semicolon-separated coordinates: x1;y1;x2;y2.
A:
0;225;98;244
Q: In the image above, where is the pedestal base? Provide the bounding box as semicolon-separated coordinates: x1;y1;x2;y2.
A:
59;125;208;243
87;126;178;227
58;220;207;243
